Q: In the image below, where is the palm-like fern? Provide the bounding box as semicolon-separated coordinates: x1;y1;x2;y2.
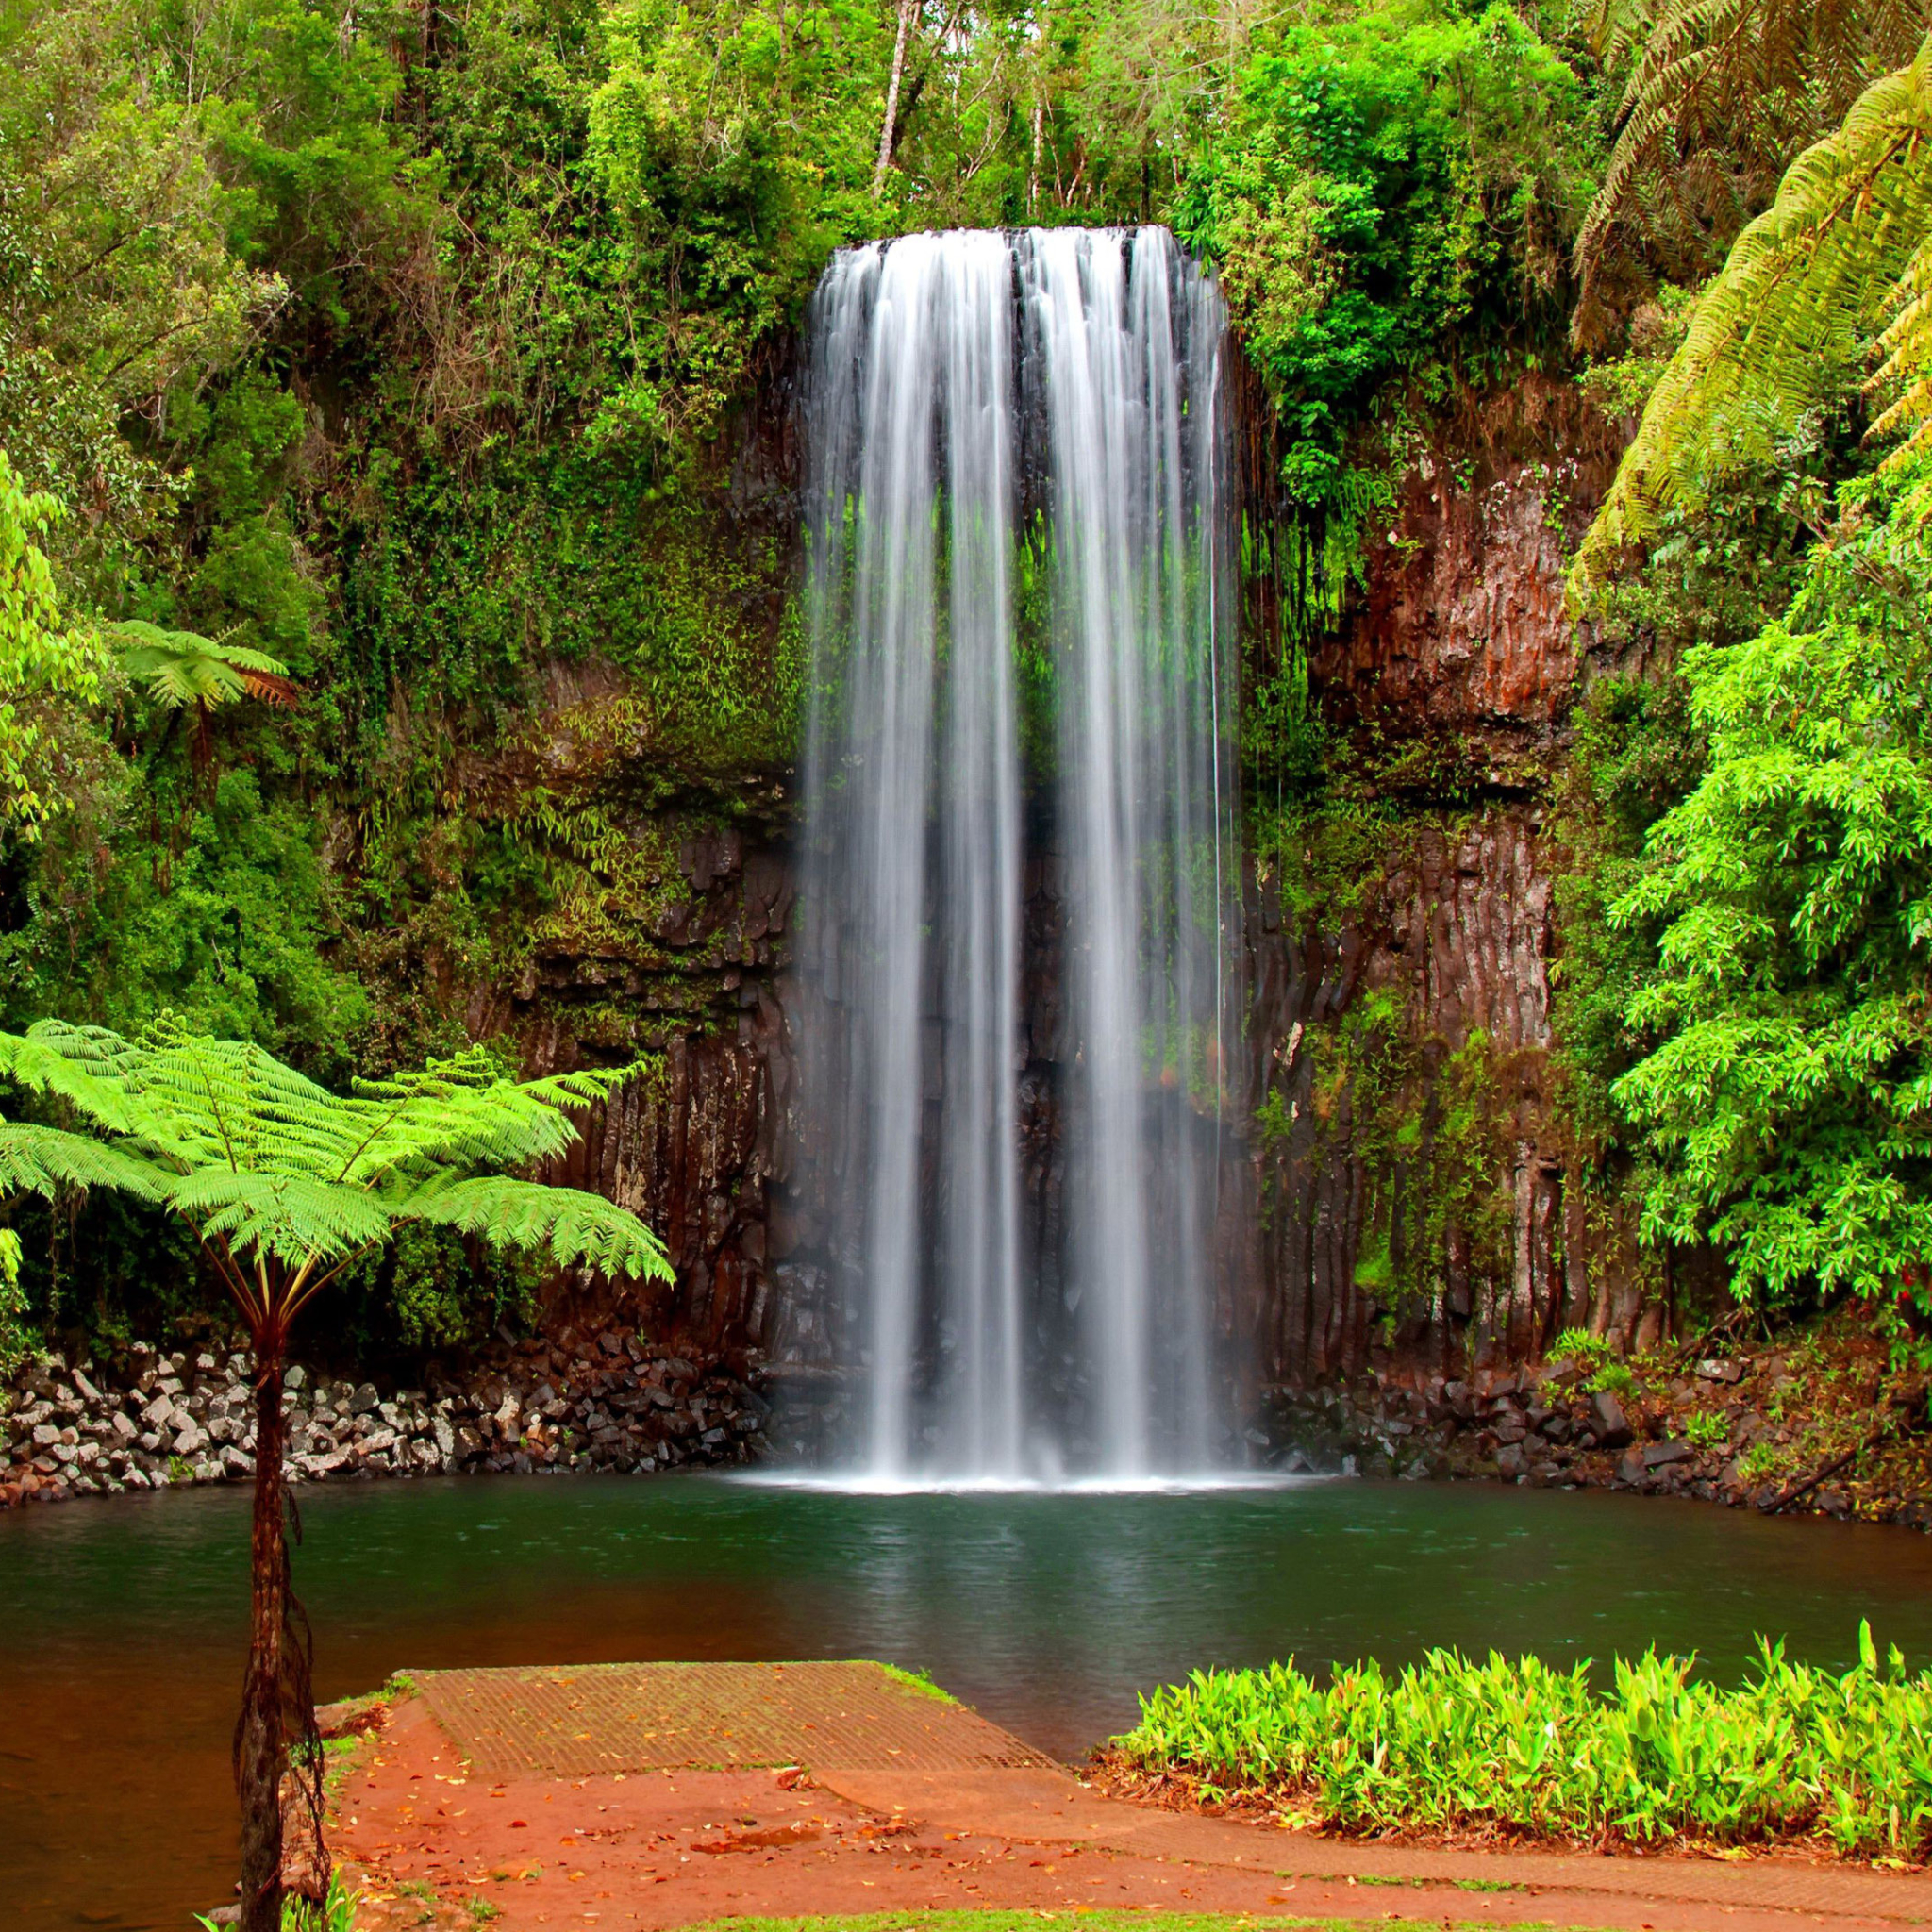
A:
105;618;296;774
1574;42;1932;584
0;1015;667;1932
0;1016;667;1316
1573;0;1930;344
107;620;297;711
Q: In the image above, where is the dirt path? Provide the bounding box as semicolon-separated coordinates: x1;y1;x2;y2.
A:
328;1669;1932;1932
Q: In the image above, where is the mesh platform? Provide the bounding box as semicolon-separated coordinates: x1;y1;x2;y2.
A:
410;1659;1060;1779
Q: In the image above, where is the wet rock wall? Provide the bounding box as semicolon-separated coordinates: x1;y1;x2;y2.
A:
1228;374;1662;1395
473;366;1661;1412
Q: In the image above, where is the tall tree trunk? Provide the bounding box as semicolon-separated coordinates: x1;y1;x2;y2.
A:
872;0;917;201
238;1348;289;1932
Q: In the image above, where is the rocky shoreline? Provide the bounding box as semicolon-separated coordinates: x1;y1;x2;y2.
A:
1257;1333;1932;1530
8;1317;1929;1528
0;1331;768;1507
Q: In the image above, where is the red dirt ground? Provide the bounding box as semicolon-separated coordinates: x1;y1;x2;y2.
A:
333;1695;1932;1932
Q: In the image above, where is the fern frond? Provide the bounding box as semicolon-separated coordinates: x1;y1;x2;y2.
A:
1581;0;1662;79
169;1170;397;1267
0;1019;663;1291
0;1122;176;1202
102;621;294;712
400;1175;672;1282
1573;0;1931;346
1575;47;1932;584
1869;237;1932;463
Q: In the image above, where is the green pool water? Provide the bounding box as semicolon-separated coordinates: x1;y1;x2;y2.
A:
5;1471;1931;1928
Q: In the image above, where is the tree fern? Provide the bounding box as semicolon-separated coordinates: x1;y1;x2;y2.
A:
1573;0;1929;344
106;621;296;711
1869;239;1932;463
1575;43;1932;584
0;1013;669;1932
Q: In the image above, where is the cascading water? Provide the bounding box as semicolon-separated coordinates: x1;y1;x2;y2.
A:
791;225;1236;1487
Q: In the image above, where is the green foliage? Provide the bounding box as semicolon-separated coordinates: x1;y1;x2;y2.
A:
1181;1;1594;506
1571;0;1928;343
1577;42;1932;578
195;1868;361;1930
0;1224;30;1369
1550;435;1824;1176
1;771;370;1069
1547;1325;1613;1366
1588;1358;1637;1397
1547;1328;1637;1394
1607;475;1932;1321
0;452;106;837
354;1223;543;1354
0;1015;670;1330
876;1663;958;1704
108;623;294;717
1116;1625;1932;1855
1685;1409;1729;1451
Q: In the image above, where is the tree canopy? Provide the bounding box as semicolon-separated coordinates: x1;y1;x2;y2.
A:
1607;476;1932;1324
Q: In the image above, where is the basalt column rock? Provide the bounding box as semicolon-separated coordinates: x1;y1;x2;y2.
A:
1240;807;1650;1390
474;821;798;1357
1232;374;1658;1398
1306;374;1626;774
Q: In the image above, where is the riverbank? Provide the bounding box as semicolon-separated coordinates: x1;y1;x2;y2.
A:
0;1328;766;1507
6;1307;1928;1522
1256;1309;1932;1529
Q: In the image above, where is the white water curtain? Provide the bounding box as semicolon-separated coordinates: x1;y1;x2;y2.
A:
795;225;1234;1485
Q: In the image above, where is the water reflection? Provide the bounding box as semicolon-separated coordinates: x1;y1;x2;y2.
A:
6;1473;1932;1928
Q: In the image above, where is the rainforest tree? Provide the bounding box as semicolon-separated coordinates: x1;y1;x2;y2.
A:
1607;476;1932;1327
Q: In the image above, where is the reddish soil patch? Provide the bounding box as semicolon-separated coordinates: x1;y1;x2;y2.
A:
334;1695;1932;1932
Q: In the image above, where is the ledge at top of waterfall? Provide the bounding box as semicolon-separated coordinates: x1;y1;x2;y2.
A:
785;225;1241;1491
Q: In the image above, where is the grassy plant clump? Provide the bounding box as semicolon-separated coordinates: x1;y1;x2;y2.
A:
195;1872;360;1929
1110;1625;1932;1858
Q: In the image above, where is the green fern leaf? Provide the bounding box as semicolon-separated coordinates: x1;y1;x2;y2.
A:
1576;42;1932;584
1574;0;1929;345
0;1019;668;1325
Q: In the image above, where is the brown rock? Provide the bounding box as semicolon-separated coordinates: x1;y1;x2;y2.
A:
1588;1390;1633;1448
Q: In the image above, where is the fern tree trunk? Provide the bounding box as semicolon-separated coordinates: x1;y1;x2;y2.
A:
238;1346;290;1932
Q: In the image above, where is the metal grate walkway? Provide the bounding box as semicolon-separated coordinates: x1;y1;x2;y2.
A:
410;1659;1059;1780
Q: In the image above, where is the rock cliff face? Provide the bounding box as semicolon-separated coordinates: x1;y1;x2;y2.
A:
1231;375;1659;1399
481;367;1657;1414
524;827;794;1357
1306;378;1620;774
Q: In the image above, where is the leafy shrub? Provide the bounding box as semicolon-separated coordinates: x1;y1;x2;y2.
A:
1179;1;1594;505
1608;473;1932;1328
1686;1411;1729;1451
1548;1328;1640;1397
194;1869;360;1929
1549;1326;1614;1368
1114;1624;1932;1855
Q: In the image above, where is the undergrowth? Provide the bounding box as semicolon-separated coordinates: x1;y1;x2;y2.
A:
1110;1624;1932;1859
194;1871;359;1929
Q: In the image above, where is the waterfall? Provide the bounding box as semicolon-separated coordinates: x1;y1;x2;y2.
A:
791;225;1235;1486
